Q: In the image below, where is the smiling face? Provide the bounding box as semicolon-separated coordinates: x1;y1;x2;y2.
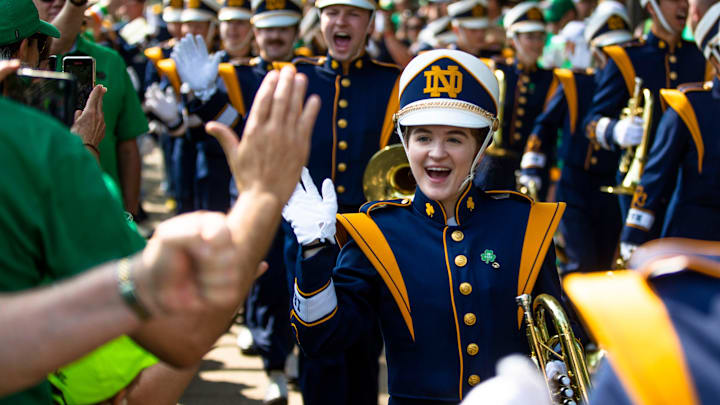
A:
455;26;488;54
220;19;252;57
406;125;480;213
320;5;372;62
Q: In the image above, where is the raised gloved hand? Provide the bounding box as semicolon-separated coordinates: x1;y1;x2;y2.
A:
613;116;644;148
144;82;180;125
171;34;222;101
282;167;338;246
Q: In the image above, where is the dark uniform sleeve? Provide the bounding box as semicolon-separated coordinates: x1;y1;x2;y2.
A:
584;59;628;151
522;84;567;179
186;83;245;134
621;108;687;245
291;240;382;357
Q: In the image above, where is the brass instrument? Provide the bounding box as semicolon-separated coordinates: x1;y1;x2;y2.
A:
486;69;514;157
363;144;416;201
601;78;654;195
517;294;591;405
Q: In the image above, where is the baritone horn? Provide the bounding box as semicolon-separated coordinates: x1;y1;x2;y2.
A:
601;77;653;195
517;294;591;405
363;144;416;201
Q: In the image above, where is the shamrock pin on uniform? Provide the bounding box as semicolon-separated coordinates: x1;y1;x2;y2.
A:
481;249;500;269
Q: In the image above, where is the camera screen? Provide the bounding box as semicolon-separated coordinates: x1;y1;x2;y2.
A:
3;70;77;127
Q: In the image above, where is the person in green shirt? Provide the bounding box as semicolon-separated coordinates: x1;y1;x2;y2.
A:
34;0;148;217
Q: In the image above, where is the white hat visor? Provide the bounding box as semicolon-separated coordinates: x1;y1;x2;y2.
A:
510;21;546;34
163;8;183;22
219;8;253;21
251;11;301;27
453;17;489;29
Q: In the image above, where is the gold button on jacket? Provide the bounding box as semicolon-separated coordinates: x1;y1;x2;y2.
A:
468;375;481;386
466;343;479;356
459;282;472;295
338;119;348;128
336;185;346;193
339;99;348;108
455;255;467;267
464;313;476;326
451;230;464;242
341;78;351;87
338;140;348;150
338;162;347;172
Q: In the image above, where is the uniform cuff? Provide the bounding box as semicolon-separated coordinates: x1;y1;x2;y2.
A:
293;280;337;324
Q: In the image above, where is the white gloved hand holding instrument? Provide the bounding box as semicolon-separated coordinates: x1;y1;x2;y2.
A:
613;116;644;148
171;34;222;101
282;167;338;247
144;82;181;127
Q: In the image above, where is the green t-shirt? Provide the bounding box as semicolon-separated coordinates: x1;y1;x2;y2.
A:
60;35;149;186
0;97;146;404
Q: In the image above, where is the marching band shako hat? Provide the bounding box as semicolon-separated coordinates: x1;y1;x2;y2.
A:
220;0;252;21
395;49;499;184
694;2;720;59
448;0;489;30
163;0;184;23
315;0;376;11
251;0;302;27
181;0;221;22
504;2;546;36
395;49;499;130
584;0;632;48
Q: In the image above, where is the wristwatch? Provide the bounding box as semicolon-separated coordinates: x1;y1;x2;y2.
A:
69;0;89;7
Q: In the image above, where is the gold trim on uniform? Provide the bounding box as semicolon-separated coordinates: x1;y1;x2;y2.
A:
455;255;468;267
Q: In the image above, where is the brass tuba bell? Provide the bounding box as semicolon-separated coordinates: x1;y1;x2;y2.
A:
363;144;416;202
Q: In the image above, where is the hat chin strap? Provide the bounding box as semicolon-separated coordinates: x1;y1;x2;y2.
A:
648;0;676;36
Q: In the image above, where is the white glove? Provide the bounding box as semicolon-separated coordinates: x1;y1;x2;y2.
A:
461;355;551;405
613;116;644;148
518;174;542;191
171;34;221;101
144;83;180;125
620;242;638;263
282;167;338;246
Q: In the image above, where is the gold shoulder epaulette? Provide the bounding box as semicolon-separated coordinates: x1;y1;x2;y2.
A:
293;56;324;66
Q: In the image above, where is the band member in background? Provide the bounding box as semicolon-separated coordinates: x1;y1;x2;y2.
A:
283;49;566;405
582;0;709;224
620;1;720;259
474;2;556;198
518;1;633;273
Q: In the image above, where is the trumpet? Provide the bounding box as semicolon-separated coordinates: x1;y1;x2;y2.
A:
363;144;416;201
601;78;654;195
517;294;591;405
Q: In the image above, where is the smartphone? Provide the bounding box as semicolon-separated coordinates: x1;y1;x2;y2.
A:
62;56;96;110
2;68;77;126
